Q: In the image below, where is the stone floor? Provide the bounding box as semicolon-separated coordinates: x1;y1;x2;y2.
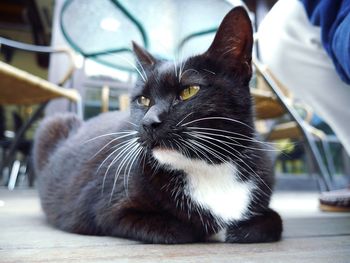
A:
1;189;350;263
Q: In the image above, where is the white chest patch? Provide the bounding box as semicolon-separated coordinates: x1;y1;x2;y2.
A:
153;149;252;224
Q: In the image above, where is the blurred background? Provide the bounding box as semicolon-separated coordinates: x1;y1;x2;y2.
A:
0;0;349;193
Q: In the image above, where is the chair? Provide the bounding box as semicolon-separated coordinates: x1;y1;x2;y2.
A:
0;37;82;188
253;59;336;191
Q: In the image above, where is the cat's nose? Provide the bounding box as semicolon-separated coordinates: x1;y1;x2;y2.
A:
142;115;162;132
142;106;163;133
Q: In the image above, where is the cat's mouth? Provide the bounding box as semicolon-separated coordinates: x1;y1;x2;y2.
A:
139;136;177;150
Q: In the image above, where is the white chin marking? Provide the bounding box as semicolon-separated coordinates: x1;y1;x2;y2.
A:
152;148;203;171
152;148;252;224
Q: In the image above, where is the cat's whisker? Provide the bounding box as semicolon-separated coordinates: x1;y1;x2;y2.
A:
176;112;194;127
189;132;249;162
122;144;141;192
189;138;227;165
109;140;139;179
149;151;162;178
202;69;216;75
117;55;147;82
177;138;202;161
89;132;138;160
187;126;282;147
188;128;292;158
179;68;200;82
173;54;178;78
172;138;192;161
181;116;255;131
109;141;140;201
189;140;217;164
181;138;214;165
83;131;137;144
97;138;137;175
99;146;130;183
136;146;147;174
134;57;148;82
124;146;143;198
101;139;138;193
188;132;251;167
171;139;199;169
186;131;280;152
177;50;186;83
196;140;228;163
180;143;192;160
171;132;184;141
173;140;185;155
187;132;243;158
124;120;139;128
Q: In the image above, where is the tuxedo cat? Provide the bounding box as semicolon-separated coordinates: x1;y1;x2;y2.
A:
34;7;282;244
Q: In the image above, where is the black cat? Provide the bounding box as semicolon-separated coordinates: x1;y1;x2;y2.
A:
33;7;282;244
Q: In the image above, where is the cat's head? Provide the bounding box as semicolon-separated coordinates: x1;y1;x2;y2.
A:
130;7;254;165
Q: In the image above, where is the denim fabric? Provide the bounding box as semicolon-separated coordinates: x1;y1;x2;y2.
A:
301;0;350;84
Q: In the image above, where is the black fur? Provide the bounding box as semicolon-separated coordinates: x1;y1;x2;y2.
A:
34;7;282;244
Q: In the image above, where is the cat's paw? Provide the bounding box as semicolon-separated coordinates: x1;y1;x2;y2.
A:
149;223;200;244
226;209;282;243
162;230;198;244
113;210;200;244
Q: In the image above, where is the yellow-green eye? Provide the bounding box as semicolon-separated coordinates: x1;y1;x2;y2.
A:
137;96;151;107
179;85;200;101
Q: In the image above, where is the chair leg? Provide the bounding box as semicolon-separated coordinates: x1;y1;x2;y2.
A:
2;102;47;171
320;140;336;183
0;147;4;184
8;159;21;190
303;143;315;177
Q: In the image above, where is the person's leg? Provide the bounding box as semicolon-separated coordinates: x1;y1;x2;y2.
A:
257;0;350;155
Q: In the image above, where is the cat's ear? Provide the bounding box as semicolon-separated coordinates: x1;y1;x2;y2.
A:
205;6;253;68
132;41;157;68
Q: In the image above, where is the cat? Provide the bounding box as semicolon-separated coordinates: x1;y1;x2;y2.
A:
33;6;282;244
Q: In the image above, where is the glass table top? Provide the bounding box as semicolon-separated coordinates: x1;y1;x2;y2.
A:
61;0;243;72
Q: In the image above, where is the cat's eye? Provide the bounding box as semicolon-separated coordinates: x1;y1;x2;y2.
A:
137;96;151;107
179;85;200;101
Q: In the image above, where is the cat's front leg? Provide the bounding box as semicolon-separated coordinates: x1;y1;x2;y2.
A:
225;208;282;243
109;210;202;244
